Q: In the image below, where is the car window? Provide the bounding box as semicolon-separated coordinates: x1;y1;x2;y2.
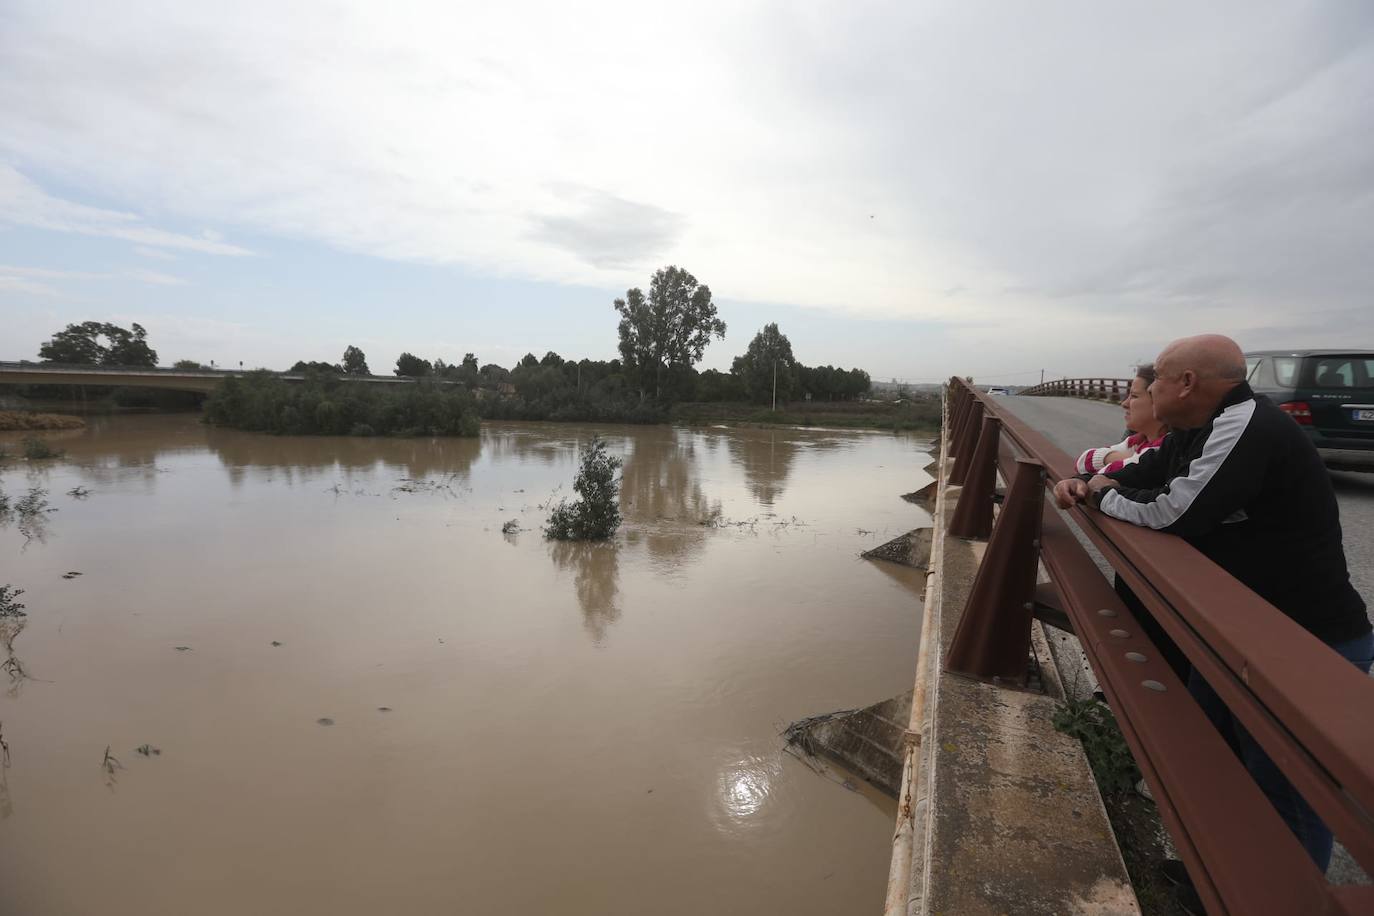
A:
1309;357;1360;388
1272;357;1298;386
1245;357;1261;382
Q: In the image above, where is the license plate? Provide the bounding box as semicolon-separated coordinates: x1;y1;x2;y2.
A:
1356;409;1374;422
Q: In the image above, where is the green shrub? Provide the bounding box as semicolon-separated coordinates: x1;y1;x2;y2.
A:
1052;697;1140;797
0;585;25;619
205;374;480;438
21;437;63;460
544;436;623;541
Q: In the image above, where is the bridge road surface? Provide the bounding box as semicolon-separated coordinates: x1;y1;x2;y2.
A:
991;393;1374;631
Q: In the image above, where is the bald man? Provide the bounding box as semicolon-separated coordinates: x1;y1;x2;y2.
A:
1055;334;1371;872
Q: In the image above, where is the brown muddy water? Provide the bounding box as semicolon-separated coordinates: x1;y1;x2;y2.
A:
0;415;930;916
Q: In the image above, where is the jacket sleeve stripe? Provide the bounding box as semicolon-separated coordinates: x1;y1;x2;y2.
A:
1099;399;1256;530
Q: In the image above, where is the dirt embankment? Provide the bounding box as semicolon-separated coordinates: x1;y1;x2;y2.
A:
0;411;86;431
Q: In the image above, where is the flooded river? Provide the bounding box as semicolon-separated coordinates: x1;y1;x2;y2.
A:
0;415;930;916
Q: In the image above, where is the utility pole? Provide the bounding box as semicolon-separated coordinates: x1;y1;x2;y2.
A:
1040;369;1045;386
772;360;777;412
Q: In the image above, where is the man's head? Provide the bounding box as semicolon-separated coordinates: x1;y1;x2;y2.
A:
1148;334;1247;429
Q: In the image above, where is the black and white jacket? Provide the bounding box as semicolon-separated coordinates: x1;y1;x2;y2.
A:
1090;382;1369;644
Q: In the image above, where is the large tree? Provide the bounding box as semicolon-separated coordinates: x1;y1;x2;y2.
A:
614;266;726;402
732;323;796;406
291;360;342;374
341;345;370;375
39;321;158;367
394;352;433;377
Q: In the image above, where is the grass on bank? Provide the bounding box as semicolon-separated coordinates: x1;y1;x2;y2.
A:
0;410;85;431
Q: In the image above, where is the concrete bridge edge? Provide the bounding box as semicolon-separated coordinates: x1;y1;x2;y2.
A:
885;409;1139;915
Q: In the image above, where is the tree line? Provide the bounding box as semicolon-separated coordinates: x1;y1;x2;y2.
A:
22;265;874;432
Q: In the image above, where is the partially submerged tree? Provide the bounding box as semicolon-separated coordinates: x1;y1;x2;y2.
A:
545;436;623;541
614;266;726;402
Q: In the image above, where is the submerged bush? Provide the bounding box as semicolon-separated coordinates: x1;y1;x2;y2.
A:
21;437;63;460
544;436;623;541
205;373;480;438
0;586;24;619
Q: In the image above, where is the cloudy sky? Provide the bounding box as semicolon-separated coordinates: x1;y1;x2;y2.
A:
2;1;1371;383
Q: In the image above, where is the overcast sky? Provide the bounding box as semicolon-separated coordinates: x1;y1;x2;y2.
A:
2;1;1371;383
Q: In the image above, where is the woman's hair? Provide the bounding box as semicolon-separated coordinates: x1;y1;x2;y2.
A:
1132;363;1168;435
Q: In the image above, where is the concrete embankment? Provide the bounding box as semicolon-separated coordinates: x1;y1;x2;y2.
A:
885;428;1138;914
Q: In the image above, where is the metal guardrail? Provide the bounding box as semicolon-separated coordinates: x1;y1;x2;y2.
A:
941;376;1374;915
1020;377;1132;400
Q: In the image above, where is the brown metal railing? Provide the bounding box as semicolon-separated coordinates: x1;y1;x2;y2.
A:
1019;377;1132;400
941;376;1374;916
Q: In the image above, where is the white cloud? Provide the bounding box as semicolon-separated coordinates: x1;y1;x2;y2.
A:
125;268;187;286
0;0;1371;371
133;246;177;260
0;165;252;256
0;274;60;296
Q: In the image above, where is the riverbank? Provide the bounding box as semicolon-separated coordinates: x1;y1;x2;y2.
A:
0;410;86;431
2;390;941;435
672;399;941;432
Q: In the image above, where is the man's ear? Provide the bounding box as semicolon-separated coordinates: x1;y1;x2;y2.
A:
1178;370;1197;396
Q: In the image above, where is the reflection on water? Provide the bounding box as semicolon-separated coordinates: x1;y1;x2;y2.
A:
0;415;929;916
718;755;776;823
208;425;486;488
0;719;11;820
620;431;720;570
722;428;801;507
1;620;27;697
548;540;621;645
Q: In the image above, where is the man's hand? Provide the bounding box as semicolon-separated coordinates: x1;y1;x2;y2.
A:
1087;475;1120;496
1053;478;1089;508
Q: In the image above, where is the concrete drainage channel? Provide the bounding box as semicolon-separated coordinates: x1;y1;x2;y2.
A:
784;420;1140;914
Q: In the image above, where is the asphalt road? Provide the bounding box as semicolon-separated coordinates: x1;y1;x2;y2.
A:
992;393;1374;621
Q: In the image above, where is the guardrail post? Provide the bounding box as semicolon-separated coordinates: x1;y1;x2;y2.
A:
948;416;999;539
947;401;984;486
947;383;972;450
945;459;1045;682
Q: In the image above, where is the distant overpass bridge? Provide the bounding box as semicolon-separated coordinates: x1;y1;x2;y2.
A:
0;361;434;395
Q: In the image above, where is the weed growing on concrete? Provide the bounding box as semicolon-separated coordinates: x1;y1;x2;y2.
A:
1052;697;1140;797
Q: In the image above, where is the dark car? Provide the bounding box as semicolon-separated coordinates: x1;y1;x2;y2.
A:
1245;350;1374;471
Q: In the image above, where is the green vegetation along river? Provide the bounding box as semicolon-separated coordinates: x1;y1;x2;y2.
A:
0;415;930;916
